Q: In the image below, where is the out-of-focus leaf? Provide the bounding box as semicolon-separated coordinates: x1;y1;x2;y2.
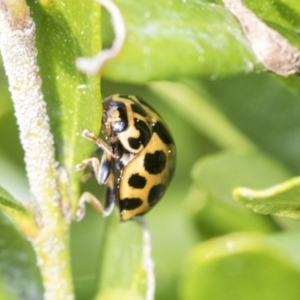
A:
95;210;149;299
0;276;17;300
0;186;27;213
266;230;300;269
0;186;38;237
189;151;289;237
0;213;43;300
234;176;300;220
150;81;257;154
0;150;30;201
95;290;143;300
28;0;102;209
201;74;300;173
102;0;261;83
242;0;300;34
179;232;300;300
275;74;300;99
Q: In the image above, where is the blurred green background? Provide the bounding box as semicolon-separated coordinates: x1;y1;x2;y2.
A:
2;0;300;299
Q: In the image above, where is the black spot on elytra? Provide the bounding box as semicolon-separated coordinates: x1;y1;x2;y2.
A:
128;118;151;150
144;150;167;174
119;198;143;211
153;121;173;145
131;103;148;117
148;184;165;206
128;173;147;189
128;137;140;150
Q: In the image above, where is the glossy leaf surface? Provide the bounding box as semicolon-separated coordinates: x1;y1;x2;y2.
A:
180;232;300;300
102;0;260;82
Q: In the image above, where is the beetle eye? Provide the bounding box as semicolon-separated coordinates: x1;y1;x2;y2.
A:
113;120;126;133
103;101;128;135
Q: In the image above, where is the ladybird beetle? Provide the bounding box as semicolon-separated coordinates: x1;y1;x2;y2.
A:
75;94;176;221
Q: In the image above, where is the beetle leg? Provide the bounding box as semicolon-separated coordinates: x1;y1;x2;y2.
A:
98;154;112;184
75;153;112;185
75;157;101;183
75;191;115;221
75;172;116;221
74;158;95;184
75;157;99;172
103;172;117;214
81;129;117;158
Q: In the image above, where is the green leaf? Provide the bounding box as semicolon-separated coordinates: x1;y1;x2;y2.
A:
234;176;300;220
201;73;300;173
0;186;26;211
0;213;43;299
102;0;260;83
149;81;257;154
28;0;102;209
179;232;300;300
0;186;38;237
189;151;289;237
95;210;150;299
242;0;300;34
95;290;143;300
0;277;18;300
274;74;300;99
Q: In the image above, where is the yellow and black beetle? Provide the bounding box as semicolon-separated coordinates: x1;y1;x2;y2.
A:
75;94;176;221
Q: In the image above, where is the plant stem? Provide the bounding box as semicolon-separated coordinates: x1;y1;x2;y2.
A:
0;1;73;299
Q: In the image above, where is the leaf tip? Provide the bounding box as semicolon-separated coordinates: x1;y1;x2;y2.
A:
232;186;254;204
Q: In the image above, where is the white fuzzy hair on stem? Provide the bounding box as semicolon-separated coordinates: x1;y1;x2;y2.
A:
76;0;126;75
138;216;155;300
0;2;73;299
0;1;60;214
